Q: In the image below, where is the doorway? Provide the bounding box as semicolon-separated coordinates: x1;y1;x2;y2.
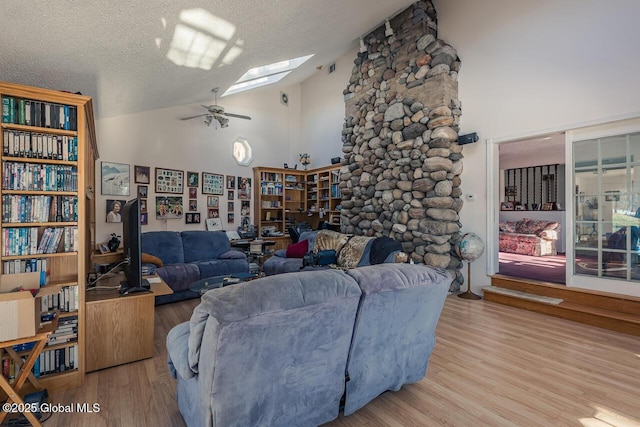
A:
497;134;567;284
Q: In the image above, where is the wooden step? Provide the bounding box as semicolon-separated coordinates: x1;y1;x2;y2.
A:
485;277;640;336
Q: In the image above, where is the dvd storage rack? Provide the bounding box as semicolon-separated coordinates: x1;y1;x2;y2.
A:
0;81;97;394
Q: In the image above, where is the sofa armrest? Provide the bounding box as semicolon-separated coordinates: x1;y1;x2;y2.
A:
539;230;558;240
273;249;287;258
219;250;247;260
166;322;195;380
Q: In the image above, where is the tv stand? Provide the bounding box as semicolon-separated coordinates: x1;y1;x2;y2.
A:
85;273;172;372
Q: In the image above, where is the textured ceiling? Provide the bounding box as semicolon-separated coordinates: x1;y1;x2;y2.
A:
0;0;416;120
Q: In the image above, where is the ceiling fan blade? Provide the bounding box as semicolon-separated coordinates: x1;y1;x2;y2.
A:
181;113;210;121
222;112;252;120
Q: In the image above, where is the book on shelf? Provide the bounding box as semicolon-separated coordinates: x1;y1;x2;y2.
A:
2;162;78;191
40;285;78;313
38;344;78;375
2;257;48;275
1;96;77;130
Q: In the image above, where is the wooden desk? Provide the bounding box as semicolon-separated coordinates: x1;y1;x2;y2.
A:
0;317;58;427
84;274;172;372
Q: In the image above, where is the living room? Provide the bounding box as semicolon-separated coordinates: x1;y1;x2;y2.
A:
1;0;640;426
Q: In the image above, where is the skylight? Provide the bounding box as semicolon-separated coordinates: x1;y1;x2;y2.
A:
222;54;314;97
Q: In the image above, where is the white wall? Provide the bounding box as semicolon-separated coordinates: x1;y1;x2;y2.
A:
95;86;301;243
299;48;357;168
434;0;640;292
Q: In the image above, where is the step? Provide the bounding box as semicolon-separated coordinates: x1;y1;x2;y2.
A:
491;274;640;315
484;283;640;336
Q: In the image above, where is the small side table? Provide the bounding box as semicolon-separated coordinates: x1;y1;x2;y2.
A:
0;316;58;427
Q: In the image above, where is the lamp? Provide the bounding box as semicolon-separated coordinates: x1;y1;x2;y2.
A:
359;37;367;53
384;20;393;37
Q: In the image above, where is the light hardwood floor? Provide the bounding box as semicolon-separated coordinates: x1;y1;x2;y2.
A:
46;296;640;426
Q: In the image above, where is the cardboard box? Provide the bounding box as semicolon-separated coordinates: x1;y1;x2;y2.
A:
0;273;43;342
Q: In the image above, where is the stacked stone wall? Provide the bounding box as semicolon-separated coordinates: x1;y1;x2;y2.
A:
340;1;464;290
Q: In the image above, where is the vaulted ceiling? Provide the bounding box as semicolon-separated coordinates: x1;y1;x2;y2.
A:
0;0;416;120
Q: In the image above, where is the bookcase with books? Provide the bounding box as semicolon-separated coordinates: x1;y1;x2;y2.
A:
0;81;97;393
254;165;341;249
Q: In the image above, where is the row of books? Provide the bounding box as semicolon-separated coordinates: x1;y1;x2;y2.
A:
41;286;79;313
331;183;341;198
261;200;281;208
3;130;78;161
1;345;78;382
1;96;78;130
259;172;282;182
2;257;48;274
261;182;283;195
2;226;78;256
2;162;78;191
46;315;78;345
2;195;78;223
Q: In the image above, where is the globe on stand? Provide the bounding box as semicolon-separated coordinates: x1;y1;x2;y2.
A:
455;232;485;300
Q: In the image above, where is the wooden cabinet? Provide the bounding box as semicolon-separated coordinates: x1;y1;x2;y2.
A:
254;165;341;247
0;81;97;392
85;274;172;372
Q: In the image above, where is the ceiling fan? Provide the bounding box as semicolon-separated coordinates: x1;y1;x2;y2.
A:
181;87;251;128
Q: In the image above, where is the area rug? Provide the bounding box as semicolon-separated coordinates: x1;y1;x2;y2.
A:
498;252;566;284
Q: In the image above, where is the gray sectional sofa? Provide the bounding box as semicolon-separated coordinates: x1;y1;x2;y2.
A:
140;230;249;304
166;263;452;426
263;230;405;276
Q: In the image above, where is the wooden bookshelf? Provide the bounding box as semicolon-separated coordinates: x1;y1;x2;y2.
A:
253;164;341;248
0;81;98;393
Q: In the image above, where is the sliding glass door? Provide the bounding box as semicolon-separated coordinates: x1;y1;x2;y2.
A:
573;132;640;282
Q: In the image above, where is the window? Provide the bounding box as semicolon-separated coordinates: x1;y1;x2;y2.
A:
222;54;313;97
232;137;252;166
573;131;640;282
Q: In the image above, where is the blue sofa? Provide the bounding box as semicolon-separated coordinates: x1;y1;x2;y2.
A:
141;230;249;304
166;263;451;426
263;230;405;276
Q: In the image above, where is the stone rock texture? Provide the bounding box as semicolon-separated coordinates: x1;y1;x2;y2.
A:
340;0;465;292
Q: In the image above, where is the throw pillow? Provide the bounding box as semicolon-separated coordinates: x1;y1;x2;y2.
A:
141;253;163;267
286;239;309;258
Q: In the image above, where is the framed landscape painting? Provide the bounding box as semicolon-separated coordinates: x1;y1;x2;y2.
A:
101;161;130;196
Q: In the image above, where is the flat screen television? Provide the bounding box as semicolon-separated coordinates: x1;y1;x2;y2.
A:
120;198;150;295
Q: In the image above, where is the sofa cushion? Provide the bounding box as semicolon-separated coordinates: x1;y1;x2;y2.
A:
499;221;517;233
194;259;249;279
154;263;201;292
182;230;229;262
515;218;559;235
141;231;184;264
343;264;451;415
286;239;309;258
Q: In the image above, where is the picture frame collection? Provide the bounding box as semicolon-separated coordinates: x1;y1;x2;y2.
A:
101;161;251;227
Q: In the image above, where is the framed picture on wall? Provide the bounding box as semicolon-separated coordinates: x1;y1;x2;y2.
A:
187;171;199;188
134;165;150;184
155;167;184;194
101;162;130;196
205;217;222;231
237;177;251;200
226;175;236;189
202;172;224;195
156;196;183;219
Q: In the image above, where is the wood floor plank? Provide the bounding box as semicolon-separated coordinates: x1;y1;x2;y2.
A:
43;296;640;426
